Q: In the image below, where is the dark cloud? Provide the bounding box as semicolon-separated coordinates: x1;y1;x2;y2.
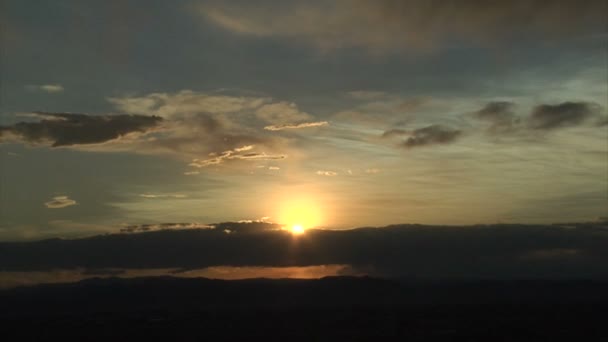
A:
528;102;600;130
471;101;605;134
0;112;162;147
475;102;514;121
213;221;283;234
2;223;607;279
473;101;519;134
403;125;461;148
119;222;281;234
120;223;214;234
381;129;407;138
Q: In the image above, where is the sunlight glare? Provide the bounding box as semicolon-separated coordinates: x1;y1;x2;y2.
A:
275;194;325;233
291;224;305;234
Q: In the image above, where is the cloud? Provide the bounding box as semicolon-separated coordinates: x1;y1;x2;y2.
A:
381;129;407;138
3;223;608;279
200;0;607;53
316;170;337;176
119;221;281;235
255;102;311;124
365;168;380;174
2;91;322;164
528;102;602;130
108;90;268;119
120;222;214;233
139;194;187;199
183;171;200;176
103;91;308;161
26;84;64;93
264;121;328;131
44;196;77;209
0;112;162;147
473;101;519;133
470;100;605;135
396;97;431;113
190;145;286;168
402;125;462;148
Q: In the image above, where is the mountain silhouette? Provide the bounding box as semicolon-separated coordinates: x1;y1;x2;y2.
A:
2;276;607;340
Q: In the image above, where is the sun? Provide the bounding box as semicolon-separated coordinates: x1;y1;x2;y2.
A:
274;194;325;234
291;224;305;235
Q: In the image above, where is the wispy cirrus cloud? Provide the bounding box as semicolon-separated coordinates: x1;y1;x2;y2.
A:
199;0;607;53
26;84;64;93
44;196;77;209
264;121;328;131
316;170;337;176
189;145;286;168
107;90;268;119
139;193;187;199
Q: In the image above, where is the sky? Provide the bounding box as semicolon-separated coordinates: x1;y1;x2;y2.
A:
1;0;607;243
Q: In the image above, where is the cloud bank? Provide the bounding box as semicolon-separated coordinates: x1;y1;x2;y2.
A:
2;223;607;279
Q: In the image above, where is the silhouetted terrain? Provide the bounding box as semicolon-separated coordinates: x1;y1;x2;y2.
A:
2;276;608;341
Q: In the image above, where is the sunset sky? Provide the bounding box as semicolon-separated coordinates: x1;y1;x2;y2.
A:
1;0;607;242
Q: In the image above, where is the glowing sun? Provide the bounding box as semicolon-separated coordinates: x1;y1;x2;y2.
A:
291;224;305;235
275;195;325;234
